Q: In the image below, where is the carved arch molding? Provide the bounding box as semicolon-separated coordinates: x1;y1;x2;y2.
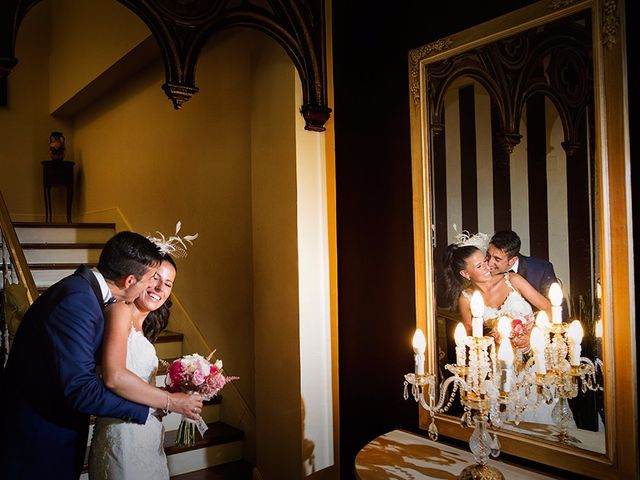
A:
0;0;331;131
420;10;592;155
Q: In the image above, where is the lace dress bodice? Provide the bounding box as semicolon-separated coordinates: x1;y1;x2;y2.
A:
89;326;169;480
463;273;534;322
123;326;158;383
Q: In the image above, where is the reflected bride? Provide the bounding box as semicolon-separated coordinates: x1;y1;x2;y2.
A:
441;242;551;344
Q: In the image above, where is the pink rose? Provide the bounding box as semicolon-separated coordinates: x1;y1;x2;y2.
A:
207;372;226;390
192;369;205;386
511;318;525;337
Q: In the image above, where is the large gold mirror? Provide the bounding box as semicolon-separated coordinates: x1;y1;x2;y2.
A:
408;0;636;477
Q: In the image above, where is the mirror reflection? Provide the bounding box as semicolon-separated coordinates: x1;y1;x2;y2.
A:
427;9;605;453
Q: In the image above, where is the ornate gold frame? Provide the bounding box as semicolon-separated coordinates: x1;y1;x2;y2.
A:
407;0;637;477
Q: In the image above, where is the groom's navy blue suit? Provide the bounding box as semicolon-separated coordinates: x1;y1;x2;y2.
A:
0;265;148;480
516;254;558;298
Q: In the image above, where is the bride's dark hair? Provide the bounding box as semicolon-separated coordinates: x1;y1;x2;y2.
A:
442;243;480;310
143;254;176;343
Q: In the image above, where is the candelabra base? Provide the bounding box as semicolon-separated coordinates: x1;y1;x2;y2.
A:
459;463;505;480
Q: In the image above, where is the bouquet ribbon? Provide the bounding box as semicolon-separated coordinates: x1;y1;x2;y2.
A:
176;415;209;447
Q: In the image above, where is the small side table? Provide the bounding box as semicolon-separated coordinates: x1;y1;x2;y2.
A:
355;430;562;479
41;160;75;223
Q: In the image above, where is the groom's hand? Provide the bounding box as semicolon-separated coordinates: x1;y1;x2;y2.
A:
169;392;204;420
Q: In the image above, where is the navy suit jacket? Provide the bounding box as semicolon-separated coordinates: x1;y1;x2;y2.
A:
517;254;557;298
0;265;148;480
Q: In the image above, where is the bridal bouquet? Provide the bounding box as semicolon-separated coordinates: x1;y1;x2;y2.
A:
165;352;237;446
486;313;535;351
509;313;536;350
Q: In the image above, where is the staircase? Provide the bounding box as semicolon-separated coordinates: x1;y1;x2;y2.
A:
13;222;251;479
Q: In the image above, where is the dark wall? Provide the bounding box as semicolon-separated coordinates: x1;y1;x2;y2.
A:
332;2;638;478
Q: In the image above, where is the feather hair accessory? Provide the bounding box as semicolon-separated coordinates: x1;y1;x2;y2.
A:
147;221;199;258
452;224;489;253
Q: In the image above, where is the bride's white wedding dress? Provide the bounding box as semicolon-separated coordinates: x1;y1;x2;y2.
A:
89;326;169;480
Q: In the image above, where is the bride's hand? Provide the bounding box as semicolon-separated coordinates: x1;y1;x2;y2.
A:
169;392;204;420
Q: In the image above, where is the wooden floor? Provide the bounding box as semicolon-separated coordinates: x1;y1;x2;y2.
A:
171;460;253;479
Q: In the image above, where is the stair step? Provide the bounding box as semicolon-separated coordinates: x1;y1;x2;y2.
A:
170;460;253;480
14;222;115;244
22;243;104;264
166;422;244;476
29;262;97;270
13;222;116;228
164;421;243;455
157;330;185;343
31;263;97;288
32;268;82;287
21;242;105;248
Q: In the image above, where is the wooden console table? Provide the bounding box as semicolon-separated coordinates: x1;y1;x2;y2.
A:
41;160;74;223
355;430;562;479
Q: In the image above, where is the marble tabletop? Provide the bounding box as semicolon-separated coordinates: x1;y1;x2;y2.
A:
355;429;563;479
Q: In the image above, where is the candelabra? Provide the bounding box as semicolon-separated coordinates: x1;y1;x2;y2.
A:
404;292;524;480
404;284;603;478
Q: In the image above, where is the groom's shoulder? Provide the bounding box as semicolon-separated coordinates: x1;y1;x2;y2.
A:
521;254;553;269
50;272;91;292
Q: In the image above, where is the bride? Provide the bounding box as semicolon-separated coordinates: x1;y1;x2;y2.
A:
89;254;203;479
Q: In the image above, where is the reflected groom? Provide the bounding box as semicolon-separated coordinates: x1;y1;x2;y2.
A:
486;230;558;298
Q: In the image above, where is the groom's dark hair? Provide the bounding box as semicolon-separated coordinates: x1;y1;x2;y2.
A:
98;231;163;281
490;230;521;259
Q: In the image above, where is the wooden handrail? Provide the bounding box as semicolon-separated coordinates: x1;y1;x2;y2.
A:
0;190;38;305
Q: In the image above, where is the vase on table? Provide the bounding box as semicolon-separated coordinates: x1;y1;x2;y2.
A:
49;131;65;161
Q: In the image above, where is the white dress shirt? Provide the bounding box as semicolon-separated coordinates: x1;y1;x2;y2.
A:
510;257;520;273
92;270;113;304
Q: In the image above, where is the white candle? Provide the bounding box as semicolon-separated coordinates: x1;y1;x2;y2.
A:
535;311;550;331
454;323;467;365
549;283;563;324
412;329;426;375
530;327;546;374
497;339;514;393
470;291;484;338
497;316;511;340
567;320;584;366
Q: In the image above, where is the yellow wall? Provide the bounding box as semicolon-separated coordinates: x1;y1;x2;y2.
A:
0;1;72;220
49;0;150;113
250;41;302;479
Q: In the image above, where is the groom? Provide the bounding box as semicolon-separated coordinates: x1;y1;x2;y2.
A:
0;231;162;480
486;230;558;297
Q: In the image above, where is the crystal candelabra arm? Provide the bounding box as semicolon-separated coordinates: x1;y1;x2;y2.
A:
577;357;603;392
403;372;469;441
417;375;468;413
403;373;468;413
